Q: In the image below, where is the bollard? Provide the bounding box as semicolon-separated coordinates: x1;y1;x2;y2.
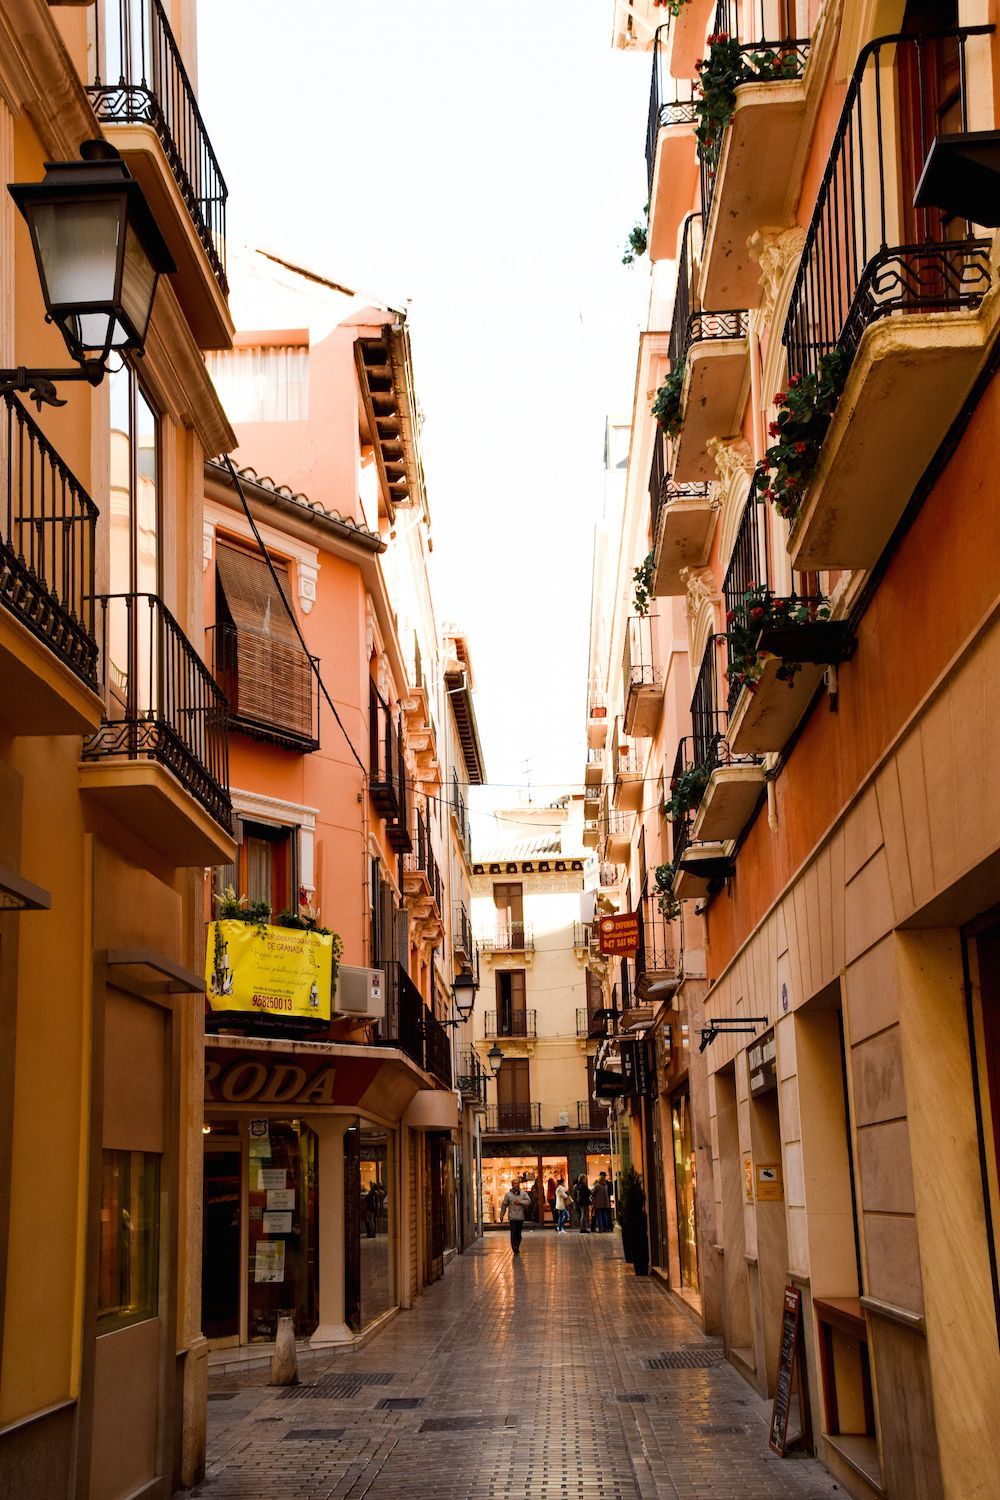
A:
270;1315;299;1386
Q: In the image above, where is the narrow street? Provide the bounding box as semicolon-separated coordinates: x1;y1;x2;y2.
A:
190;1235;840;1500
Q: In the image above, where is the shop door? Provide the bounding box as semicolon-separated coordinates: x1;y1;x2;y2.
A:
202;1149;242;1340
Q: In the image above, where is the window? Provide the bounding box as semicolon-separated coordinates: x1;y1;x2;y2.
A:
496;1058;531;1131
213;818;297;915
493;882;524;947
98;1149;160;1332
214;542;315;743
206;342;309;423
496;970;527;1037
109;364;160;597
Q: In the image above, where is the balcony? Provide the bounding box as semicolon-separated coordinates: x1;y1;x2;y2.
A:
577;1099;610;1131
423;1008;453;1090
669;0;715;79
376;962;452;1088
622;615;663;737
402;810;444;943
649;428;715;597
453;901;475;971
484;1102;541;1134
206;622;318;752
480;922;534;956
598;862;619;889
635;898;678;1000
450;769;472;862
572;923;592;958
602;809;634;863
79;593;234;867
369;684;411;851
88;0;231;346
680;636;765;846
587;694;609;748
669;216;749;484
583;817;600;849
611;739;643;812
0;393;103;735
782;25;993;572
484;1009;536;1040
456;1049;486;1106
645;27;699;260
585;747;604;787
699;5;813;309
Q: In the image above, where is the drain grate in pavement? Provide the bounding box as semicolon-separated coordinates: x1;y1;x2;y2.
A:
617;1394;649;1403
379;1397;423;1410
696;1424;747;1436
283;1428;345;1441
644;1347;725;1370
280;1371;395;1400
419;1414;517;1433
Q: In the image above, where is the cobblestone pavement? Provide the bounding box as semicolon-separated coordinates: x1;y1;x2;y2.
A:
188;1232;842;1500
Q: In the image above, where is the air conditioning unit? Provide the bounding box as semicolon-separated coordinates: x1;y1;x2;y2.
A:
334;965;385;1021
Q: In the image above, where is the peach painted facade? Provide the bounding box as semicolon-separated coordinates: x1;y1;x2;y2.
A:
595;3;1000;1497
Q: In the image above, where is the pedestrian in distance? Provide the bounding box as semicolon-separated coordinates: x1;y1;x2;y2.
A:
554;1178;572;1233
575;1174;593;1232
545;1174;557;1225
499;1178;531;1255
592;1171;612;1233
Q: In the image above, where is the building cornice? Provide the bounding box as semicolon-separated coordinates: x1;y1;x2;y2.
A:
0;0;97;158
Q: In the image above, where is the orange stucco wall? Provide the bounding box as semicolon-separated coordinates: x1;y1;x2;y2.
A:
707;362;1000;978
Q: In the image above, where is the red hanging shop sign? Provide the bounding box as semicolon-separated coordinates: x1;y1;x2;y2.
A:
598;912;640;956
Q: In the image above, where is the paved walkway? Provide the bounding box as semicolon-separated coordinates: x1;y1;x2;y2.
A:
189;1232;842;1499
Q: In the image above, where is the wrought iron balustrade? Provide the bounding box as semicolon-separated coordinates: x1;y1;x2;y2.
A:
403;808;441;910
646;24;698;191
484;1008;536;1040
783;25;992;389
485;1102;541;1133
700;1;811;225
369;683;400;819
636;895;677;983
450;767;471;857
454;901;474;961
690;632;729;770
377;961;425;1071
206;621;318;750
669;738;694;865
456;1048;486;1103
84;592;232;831
578;1099;610;1131
666;215;749;378
480;922;533;953
623;614;663;698
423;1007;452;1089
0;392;98;687
614;743;642;780
89;0;228;293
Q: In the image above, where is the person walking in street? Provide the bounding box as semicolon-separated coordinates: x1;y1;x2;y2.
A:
545;1174;557;1225
554;1178;572;1233
575;1174;593;1232
499;1178;531;1255
592;1171;612;1233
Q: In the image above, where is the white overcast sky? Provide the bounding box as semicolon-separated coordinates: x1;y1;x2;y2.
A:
198;0;650;820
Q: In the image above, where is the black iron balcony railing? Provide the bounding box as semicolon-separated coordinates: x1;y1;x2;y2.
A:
369;682;399;817
646;24;698;191
456;1048;486;1104
690;633;729;770
614;743;642;781
423;1008;452;1089
669;214;749;376
649;428;712;545
89;0;228;294
481;922;534;953
636;896;677;983
783;26;993;390
83;593;232;831
485;1102;541;1133
700;2;811;226
451;767;472;858
206;621;318;751
453;901;474;962
403;808;442;911
484;1009;537;1039
1;392;98;688
623;615;663;700
578;1099;610;1131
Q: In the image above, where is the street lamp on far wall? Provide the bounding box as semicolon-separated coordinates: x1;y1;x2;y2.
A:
452;970;477;1022
487;1043;503;1078
6;139;174;409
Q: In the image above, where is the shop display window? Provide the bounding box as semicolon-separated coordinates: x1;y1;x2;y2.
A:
345;1119;395;1331
246;1119;317;1342
98;1149;160;1332
671;1091;700;1292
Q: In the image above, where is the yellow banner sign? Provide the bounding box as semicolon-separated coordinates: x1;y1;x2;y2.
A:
206;920;333;1022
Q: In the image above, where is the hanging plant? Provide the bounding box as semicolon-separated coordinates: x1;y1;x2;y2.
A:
725;585;831;697
653;0;693;13
651;364;685;439
753;350;847;520
664;762;710;824
622;204;650;266
654;862;681;920
213;884;270;932
632;550;655;616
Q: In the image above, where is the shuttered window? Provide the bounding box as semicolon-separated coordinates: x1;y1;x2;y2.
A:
214;543;315;744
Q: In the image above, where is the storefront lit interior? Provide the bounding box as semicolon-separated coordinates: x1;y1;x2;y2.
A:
481;1151;612;1225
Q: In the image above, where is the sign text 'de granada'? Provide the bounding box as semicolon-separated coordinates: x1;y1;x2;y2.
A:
598;911;640;956
205;919;334;1022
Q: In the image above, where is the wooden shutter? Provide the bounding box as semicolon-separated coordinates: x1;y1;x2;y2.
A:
215;544;313;739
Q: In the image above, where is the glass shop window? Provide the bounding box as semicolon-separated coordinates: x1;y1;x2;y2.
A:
98;1149;160;1332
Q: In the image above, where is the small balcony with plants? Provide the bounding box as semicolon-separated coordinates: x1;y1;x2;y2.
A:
644;24;700;261
775;23;994;574
0;392;103;736
656;214;749;485
697;1;814;309
87;0;232;346
723;488;852;756
684;632;764;846
80;592;235;867
663;735;733;904
587;687;609;748
634;894;678;1001
648;424;715;596
622;613;664;737
611;723;644;812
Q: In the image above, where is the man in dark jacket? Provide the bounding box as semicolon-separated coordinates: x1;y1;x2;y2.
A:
592;1172;613;1232
575;1175;593;1232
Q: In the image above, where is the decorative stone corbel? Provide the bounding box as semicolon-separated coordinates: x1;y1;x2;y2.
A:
748;226;807;327
679;566;716;620
707;436;752;492
297;557;318;615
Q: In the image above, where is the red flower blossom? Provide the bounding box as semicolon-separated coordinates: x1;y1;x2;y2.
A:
750;606;765;621
789;373;802;387
774;390;787;405
725;609;734;623
794;441;807;455
768;421;780;437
